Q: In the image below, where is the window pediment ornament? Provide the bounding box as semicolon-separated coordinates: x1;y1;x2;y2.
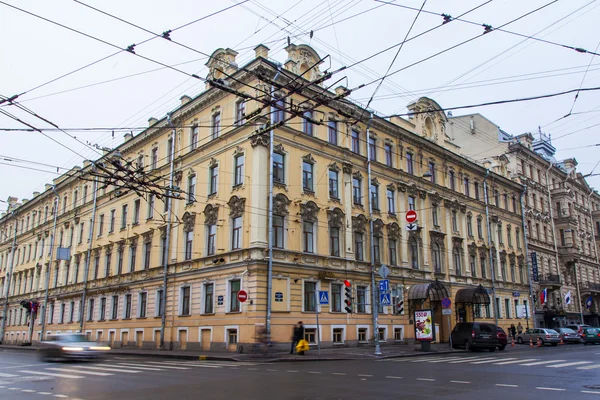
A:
371;177;380;186
104;243;113;252
508;252;516;263
273;143;285;153
327;207;345;228
352;214;368;233
143;231;153;243
387;222;401;240
517;254;525;266
429;191;443;205
204;204;219;225
430;231;446;247
384;138;394;145
342;163;352;174
74;254;81;263
386;183;396;191
477;246;488;258
352;170;363;180
128;237;138;247
477;214;483;221
159;226;167;239
208;157;219;168
250;132;269;148
228;196;246;218
300;200;320;222
187;168;195;177
182;212;196;232
468;242;477;256
93;248;100;258
233;146;244;157
499;250;507;261
373;219;384;237
329;162;341;173
302;153;316;164
273;193;291;215
408;229;423;245
117;240;125;252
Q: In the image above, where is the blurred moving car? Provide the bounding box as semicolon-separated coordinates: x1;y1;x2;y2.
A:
517;328;560;346
497;326;508;351
556;327;582;344
581;327;600;345
566;324;591;335
39;333;110;362
451;322;499;352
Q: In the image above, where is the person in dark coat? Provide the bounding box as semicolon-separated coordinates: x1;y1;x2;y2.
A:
509;324;517;340
290;321;304;354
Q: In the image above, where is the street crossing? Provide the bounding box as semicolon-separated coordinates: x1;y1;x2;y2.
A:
379;355;600;371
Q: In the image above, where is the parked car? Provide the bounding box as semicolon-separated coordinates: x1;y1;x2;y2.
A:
556;327;582;344
497;326;508;351
581;327;600;345
451;322;499;352
39;333;110;362
566;324;591;335
517;328;560;346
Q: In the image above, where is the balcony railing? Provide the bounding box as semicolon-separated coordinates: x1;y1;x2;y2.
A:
539;273;562;287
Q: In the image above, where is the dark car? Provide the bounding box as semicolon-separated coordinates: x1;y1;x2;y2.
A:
497;326;508;351
556;328;582;344
451;322;499;352
581;327;600;345
39;333;110;362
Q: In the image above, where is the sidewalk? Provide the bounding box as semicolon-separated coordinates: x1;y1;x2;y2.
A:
0;342;461;362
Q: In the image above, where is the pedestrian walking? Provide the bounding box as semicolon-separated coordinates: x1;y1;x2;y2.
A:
510;324;517;340
517;322;523;335
290;321;304;354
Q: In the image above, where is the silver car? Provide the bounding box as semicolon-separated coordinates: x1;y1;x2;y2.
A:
517;328;561;346
556;327;582;344
39;333;110;362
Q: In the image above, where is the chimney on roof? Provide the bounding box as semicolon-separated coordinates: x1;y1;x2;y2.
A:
124;132;133;142
180;95;192;106
254;44;270;59
148;117;158;126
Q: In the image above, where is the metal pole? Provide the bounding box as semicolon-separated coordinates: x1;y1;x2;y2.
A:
0;213;18;343
519;186;536;329
545;167;563;288
574;262;584;324
447;315;452;348
79;176;99;333
160;113;176;349
27;308;35;343
314;290;320;355
483;170;499;326
40;191;59;340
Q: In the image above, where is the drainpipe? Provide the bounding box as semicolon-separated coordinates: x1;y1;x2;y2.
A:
586;189;599;265
545;166;562;285
575;262;584;324
520;186;536;329
0;212;19;343
160;113;176;349
79;174;99;333
266;66;282;340
483;169;499;326
40;188;59;340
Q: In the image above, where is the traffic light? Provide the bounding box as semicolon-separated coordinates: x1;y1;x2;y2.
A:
343;280;353;313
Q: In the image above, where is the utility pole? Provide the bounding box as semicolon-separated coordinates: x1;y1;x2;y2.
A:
40;190;59;340
483;169;499;326
0;212;18;343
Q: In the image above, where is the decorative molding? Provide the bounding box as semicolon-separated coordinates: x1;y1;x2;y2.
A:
273;143;285;153
327;207;344;228
301;153;316;164
228;196;246;218
273;193;291;215
352;214;368;233
342;163;353;174
204;204;219;225
328;162;341;173
299;201;320;222
387;222;401;240
249;132;269;148
182;212;196;232
373;219;384;237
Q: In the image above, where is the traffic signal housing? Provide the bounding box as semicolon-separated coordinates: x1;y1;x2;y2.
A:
344;280;353;313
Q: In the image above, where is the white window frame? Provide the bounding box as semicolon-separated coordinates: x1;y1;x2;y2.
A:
223;325;240;345
179;285;192;316
302;324;321;345
202;281;216;314
226;277;242;313
155;288;164;318
356;325;370;344
330;325;346;344
393;325;405;342
302;279;320;312
138;292;148;318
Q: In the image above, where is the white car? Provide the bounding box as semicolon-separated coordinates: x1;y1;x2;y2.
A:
39;333;110;362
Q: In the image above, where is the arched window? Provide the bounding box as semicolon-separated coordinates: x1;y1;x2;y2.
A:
432;243;442;273
409;237;419;270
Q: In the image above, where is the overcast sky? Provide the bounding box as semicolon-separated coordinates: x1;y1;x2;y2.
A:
1;0;599;211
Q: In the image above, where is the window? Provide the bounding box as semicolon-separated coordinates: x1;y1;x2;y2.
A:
470;255;477;277
352;177;362;205
498;224;503;244
133;199;141;225
273;152;285;183
432;205;439;227
331;283;342;312
129;243;136;272
357;286;367;313
384;144;393;166
231;217;242;250
304;328;316;344
124;294;132;319
477;218;483;239
408;195;415;211
156;289;164;317
117;247;123;275
209;165;218;195
368;137;377;161
358;327;367;341
453;248;462;276
236;100;246;126
304;281;316;311
62;195;67;214
48;303;54;324
495;190;500;207
111;295;119;320
449;171;456;191
160;236;167;266
354;232;364;261
180;287;190;316
234;154;244;186
97;214;104;237
229;280;240;312
78;222;84;244
328;169;339;199
87;298;95;321
560;229;565;246
432;243;442;273
147;194;155;219
428;162;436;183
516;229;521;249
143;240;151;269
330;227;340;257
464;177;470;196
406;152;414;174
333;328;343;344
387;189;395;214
207;224;216;256
272;97;285;123
203;283;214;314
93;255;100;280
373;235;382;264
452;210;458;232
121;204;128;229
105;251;111;277
191;125;199;150
507;226;512;246
394;327;403;341
351;129;360;154
212;112;221;140
272;215;284;249
139;292;147;318
187;174;196;203
303;221;314;253
109;209;116;233
501;260;507;281
151;148;158;170
389;239;397;266
328;120;337;145
302;110;313;135
512;195;517;212
409;237;419;269
378;328;385;341
302;161;313;192
480;257;487;278
167;138;173;163
504;194;509;210
474;182;480;200
370;183;379;210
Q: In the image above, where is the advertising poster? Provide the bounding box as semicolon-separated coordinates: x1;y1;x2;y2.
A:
414;309;434;341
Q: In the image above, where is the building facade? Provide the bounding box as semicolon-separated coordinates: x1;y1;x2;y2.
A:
0;44;530;351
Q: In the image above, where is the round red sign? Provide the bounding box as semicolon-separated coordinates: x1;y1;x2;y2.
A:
237;290;248;303
406;210;417;223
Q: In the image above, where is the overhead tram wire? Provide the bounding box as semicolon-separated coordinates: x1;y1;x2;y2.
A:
567;41;600;115
0;1;250;105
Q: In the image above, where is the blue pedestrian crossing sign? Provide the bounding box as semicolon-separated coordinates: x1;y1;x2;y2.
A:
318;291;329;305
380;293;391;306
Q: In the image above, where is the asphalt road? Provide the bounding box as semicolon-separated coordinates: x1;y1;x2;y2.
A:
2;344;600;399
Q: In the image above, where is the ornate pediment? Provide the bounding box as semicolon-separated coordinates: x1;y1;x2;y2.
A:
228;196;246;218
373;219;384;237
387;222;401;240
300;201;320;222
182;212;196;232
273;193;291;215
329;162;341;173
302;153;316;164
352;214;368;233
327;207;345;228
204;204;219;225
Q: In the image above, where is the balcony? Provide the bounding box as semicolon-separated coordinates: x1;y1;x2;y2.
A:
558;244;580;264
584;283;600;294
539;273;562;288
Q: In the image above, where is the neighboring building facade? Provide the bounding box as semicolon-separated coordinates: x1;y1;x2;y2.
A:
448;115;600;328
0;44;530;351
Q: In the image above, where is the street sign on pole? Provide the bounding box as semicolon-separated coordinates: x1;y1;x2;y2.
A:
379;280;390;293
378;264;390;279
441;297;452;309
380;293;391;306
406;210;417;223
405;223;418;231
442;308;452;315
237;290;248;303
318;291;329;305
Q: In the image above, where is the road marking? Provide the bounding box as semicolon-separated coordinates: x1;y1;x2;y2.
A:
117;362;188;370
361;378;367;381
450;381;471;384
46;367;113;376
548;361;593;368
449;357;496;364
427;357;469;363
520;360;566;366
578;364;600;370
38;392;53;395
386;376;402;379
582;390;600;395
493;358;539;365
22;389;36;393
54;395;69;398
20;370;83;379
8;387;20;390
308;371;322;374
247;368;259;371
332;373;346;376
472;358;518;365
496;384;519;388
358;374;373;377
410;357;457;363
536;387;566;391
146;361;222;368
0;372;19;378
76;365;140;373
266;369;278;372
416;378;436;381
287;370;298;373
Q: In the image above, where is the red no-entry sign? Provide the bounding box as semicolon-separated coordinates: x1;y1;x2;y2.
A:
406;210;417;223
238;290;248;303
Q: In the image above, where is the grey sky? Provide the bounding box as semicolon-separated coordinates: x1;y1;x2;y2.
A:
1;0;599;209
